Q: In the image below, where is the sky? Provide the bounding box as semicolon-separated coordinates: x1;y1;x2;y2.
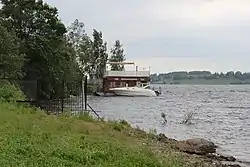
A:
45;0;250;73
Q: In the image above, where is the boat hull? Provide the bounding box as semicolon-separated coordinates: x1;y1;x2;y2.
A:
110;87;158;97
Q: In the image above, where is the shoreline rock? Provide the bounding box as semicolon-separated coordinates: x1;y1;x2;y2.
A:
175;138;217;155
154;133;243;167
207;153;236;162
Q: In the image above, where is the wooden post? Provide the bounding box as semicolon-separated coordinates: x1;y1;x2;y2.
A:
84;76;87;111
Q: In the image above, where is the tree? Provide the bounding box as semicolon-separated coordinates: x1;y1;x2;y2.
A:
234;71;242;79
67;19;91;76
78;35;93;76
225;71;234;78
0;0;79;99
173;74;186;80
91;29;108;79
59;38;83;96
74;28;108;80
67;23;108;79
109;40;126;71
219;72;225;78
67;19;86;50
0;24;25;78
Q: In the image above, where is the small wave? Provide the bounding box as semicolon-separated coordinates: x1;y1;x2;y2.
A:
227;106;250;109
229;90;250;93
200;100;212;103
241;160;250;166
196;90;213;93
211;96;222;99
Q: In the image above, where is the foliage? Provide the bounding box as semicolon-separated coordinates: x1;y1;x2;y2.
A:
66;19;88;75
67;19;86;51
90;29;108;79
0;80;26;101
109;40;126;71
0;0;64;99
67;20;108;80
0;1;88;99
59;38;83;97
77;32;93;76
0;0;121;99
0;24;25;78
0;102;185;167
77;111;96;122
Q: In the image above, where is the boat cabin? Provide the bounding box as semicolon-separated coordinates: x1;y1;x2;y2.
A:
103;62;150;93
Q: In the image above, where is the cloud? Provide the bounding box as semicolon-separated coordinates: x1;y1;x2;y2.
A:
128;56;250;74
146;0;250;26
45;0;250;73
46;0;250;42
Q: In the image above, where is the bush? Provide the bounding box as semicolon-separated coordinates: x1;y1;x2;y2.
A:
0;80;26;101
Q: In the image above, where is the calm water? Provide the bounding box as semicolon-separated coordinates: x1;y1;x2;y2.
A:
86;85;250;163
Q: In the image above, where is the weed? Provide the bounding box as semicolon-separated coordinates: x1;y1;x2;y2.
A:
181;112;194;125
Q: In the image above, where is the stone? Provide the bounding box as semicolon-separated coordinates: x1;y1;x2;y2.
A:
207;153;236;162
175;138;217;155
156;133;177;144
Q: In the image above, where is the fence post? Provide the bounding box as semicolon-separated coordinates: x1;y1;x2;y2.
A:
81;79;84;113
61;80;64;113
84;76;87;111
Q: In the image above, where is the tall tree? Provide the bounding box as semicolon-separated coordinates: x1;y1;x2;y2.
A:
77;29;108;79
59;37;83;96
91;29;108;79
67;19;89;75
109;40;126;71
0;0;78;99
67;19;86;52
78;36;93;76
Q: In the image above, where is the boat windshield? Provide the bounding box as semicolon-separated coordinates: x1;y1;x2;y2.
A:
136;82;151;89
143;85;150;89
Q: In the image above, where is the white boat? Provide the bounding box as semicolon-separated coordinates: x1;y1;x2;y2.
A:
110;84;159;97
97;61;161;97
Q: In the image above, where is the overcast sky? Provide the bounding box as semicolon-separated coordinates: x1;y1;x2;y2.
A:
46;0;250;73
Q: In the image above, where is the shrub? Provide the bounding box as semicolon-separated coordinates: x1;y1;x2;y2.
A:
0;80;26;101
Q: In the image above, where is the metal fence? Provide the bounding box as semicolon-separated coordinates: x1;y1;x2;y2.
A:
0;78;85;115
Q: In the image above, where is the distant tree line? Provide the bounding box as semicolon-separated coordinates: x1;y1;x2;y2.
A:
151;71;250;82
0;0;125;100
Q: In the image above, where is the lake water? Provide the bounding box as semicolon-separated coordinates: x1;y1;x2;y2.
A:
86;85;250;164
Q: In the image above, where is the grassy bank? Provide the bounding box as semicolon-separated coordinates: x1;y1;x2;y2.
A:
1;102;239;167
0;102;188;167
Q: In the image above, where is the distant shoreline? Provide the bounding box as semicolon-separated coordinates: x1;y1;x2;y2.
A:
151;82;250;85
150;71;250;85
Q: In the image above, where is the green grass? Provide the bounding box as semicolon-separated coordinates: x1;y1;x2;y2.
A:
0;102;185;167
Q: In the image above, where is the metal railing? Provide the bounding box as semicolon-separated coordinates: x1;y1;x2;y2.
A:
104;71;150;77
